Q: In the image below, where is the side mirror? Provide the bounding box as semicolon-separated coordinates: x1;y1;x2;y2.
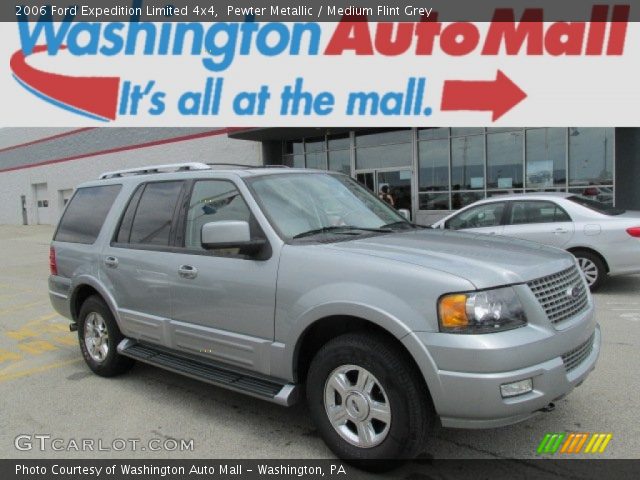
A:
398;209;411;220
201;221;265;253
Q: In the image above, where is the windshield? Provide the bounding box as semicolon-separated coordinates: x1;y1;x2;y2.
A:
246;173;409;240
567;195;626;216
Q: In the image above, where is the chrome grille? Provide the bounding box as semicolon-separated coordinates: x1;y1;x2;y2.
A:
527;266;589;325
562;333;595;373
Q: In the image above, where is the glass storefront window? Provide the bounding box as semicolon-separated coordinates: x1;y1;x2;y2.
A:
356;129;412;147
305;152;327;170
569;128;614;186
280;127;616;212
293;154;305;169
487;189;523;197
451;128;484;137
418;128;449;140
569;187;614;206
419;139;449;191
419;192;450;210
284;140;303;155
526;128;566;188
487;130;524;189
451;135;484;190
305;137;325;153
328;134;350;150
451;191;484;209
356;143;412;170
328;150;351;175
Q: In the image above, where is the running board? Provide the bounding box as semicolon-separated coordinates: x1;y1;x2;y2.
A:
117;339;298;406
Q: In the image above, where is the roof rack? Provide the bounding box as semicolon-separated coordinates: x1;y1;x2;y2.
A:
205;163;290;169
98;162;290;180
99;162;211;179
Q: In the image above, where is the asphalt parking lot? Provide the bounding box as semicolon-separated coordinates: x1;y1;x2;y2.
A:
1;225;639;468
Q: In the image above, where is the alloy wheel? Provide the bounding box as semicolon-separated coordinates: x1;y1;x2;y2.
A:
578;257;599;287
324;364;391;448
84;312;109;362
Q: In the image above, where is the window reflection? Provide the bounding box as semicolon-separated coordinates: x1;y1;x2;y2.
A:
451;135;484;190
487;131;523;189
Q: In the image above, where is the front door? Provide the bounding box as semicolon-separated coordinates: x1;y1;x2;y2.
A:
356;169;413;219
167;179;279;374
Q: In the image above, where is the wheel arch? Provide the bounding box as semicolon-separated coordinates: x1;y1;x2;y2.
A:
69;277;120;325
292;315;434;406
567;246;609;273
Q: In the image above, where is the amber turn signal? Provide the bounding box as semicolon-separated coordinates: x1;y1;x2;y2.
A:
438;294;469;329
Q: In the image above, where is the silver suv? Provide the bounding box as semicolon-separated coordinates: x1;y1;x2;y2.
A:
49;163;600;462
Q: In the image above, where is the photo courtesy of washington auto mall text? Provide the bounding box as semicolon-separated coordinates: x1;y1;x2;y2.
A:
0;0;639;479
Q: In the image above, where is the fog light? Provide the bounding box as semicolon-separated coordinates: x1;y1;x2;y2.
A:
500;378;533;398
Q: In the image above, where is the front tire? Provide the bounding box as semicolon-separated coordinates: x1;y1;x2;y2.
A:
78;295;134;377
306;333;434;465
574;251;606;291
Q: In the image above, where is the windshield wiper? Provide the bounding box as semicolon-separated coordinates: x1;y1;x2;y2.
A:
381;221;427;230
293;226;392;239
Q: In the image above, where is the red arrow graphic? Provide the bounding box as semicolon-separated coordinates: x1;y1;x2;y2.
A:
10;45;120;121
441;70;527;121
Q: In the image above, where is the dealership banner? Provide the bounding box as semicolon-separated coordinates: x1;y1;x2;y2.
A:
0;0;639;126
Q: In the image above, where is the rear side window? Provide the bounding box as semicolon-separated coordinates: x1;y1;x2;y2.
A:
54;185;122;244
126;181;183;246
508;201;571;225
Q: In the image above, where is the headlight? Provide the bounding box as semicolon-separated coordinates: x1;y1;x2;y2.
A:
438;287;527;334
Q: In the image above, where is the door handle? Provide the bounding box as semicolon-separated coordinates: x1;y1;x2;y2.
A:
553;228;569;234
104;256;118;268
178;265;198;279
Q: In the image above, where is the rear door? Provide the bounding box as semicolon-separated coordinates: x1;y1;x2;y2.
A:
101;180;186;346
444;201;507;236
501;200;575;248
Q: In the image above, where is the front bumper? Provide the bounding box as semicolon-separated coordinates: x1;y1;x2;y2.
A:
403;314;600;429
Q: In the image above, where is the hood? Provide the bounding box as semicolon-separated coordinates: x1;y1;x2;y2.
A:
324;229;575;290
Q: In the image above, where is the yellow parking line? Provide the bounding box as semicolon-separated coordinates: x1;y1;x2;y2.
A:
23;313;59;326
0;358;83;383
18;341;58;355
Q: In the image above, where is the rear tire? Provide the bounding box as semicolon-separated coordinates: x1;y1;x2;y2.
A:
573;251;606;291
78;295;134;377
306;333;433;467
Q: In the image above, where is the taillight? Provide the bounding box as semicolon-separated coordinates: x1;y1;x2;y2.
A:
627;227;640;238
49;246;58;275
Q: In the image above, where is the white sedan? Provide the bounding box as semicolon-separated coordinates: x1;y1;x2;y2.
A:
432;193;640;290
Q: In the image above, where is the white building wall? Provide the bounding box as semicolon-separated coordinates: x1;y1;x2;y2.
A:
0;128;79;150
0;132;262;225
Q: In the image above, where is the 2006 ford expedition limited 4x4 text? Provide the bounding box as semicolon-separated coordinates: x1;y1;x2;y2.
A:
49;163;600;462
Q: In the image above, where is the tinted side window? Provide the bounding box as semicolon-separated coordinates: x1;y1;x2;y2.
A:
54;185;122;244
115;185;143;243
446;202;505;230
128;182;183;246
509;201;572;225
184;180;252;251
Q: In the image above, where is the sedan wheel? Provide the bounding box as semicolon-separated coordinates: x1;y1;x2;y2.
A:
578;258;598;287
573;251;606;291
